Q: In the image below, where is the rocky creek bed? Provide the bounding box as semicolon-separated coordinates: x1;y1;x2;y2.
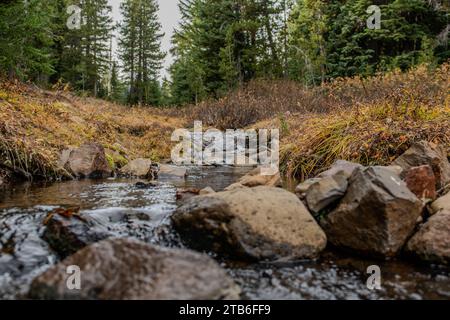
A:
1;165;449;300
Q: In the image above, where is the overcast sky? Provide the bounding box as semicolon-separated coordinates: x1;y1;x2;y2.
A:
109;0;181;79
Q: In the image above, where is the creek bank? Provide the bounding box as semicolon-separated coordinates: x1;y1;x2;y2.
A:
29;238;240;300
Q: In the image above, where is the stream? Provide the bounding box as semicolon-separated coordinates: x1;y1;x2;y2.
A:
0;166;449;300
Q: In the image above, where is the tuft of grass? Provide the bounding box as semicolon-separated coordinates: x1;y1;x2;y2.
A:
276;101;449;180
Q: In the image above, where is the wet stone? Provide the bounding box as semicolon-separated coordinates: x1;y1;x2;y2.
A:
43;207;166;258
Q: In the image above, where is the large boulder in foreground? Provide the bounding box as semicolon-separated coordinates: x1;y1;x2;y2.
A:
321;167;423;258
393;141;450;190
172;186;327;261
28;239;240;300
406;210;450;265
118;158;156;179
59;143;112;179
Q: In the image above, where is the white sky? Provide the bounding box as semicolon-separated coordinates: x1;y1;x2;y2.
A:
108;0;181;79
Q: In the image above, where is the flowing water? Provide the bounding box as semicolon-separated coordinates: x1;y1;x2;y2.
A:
0;166;449;300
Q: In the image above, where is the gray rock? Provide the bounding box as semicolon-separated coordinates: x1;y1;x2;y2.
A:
377;165;404;176
406;210;450;265
305;173;348;214
393;141;450;189
295;178;322;198
29;238;240;300
318;160;363;179
321;167;423;258
430;192;450;215
59;143;112;179
172;186;327;261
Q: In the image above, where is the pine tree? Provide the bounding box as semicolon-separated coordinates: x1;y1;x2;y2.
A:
0;0;55;82
109;61;126;103
119;0;165;106
80;0;113;97
170;0;287;103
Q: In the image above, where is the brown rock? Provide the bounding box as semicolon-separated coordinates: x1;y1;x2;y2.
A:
176;188;200;202
199;186;216;195
406;210;450;265
404;165;437;201
60;143;112;179
224;183;247;191
158;164;187;179
393;141;450;189
119;158;156;179
321;167;423;258
29;238;240;300
236;167;282;188
172;187;327;261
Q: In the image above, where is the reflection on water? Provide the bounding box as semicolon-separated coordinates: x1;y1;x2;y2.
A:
0;166;449;300
0;166;252;210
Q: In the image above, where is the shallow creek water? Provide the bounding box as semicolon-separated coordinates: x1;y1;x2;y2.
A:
0;166;449;300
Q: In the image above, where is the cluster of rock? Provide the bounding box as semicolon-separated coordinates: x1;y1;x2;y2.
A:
29;207;240;300
58;142;187;180
295;141;449;263
25;140;450;300
172;141;450;265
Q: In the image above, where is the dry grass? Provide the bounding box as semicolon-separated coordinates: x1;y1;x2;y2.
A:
1;63;448;182
253;65;450;180
0;81;184;180
186;64;449;131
